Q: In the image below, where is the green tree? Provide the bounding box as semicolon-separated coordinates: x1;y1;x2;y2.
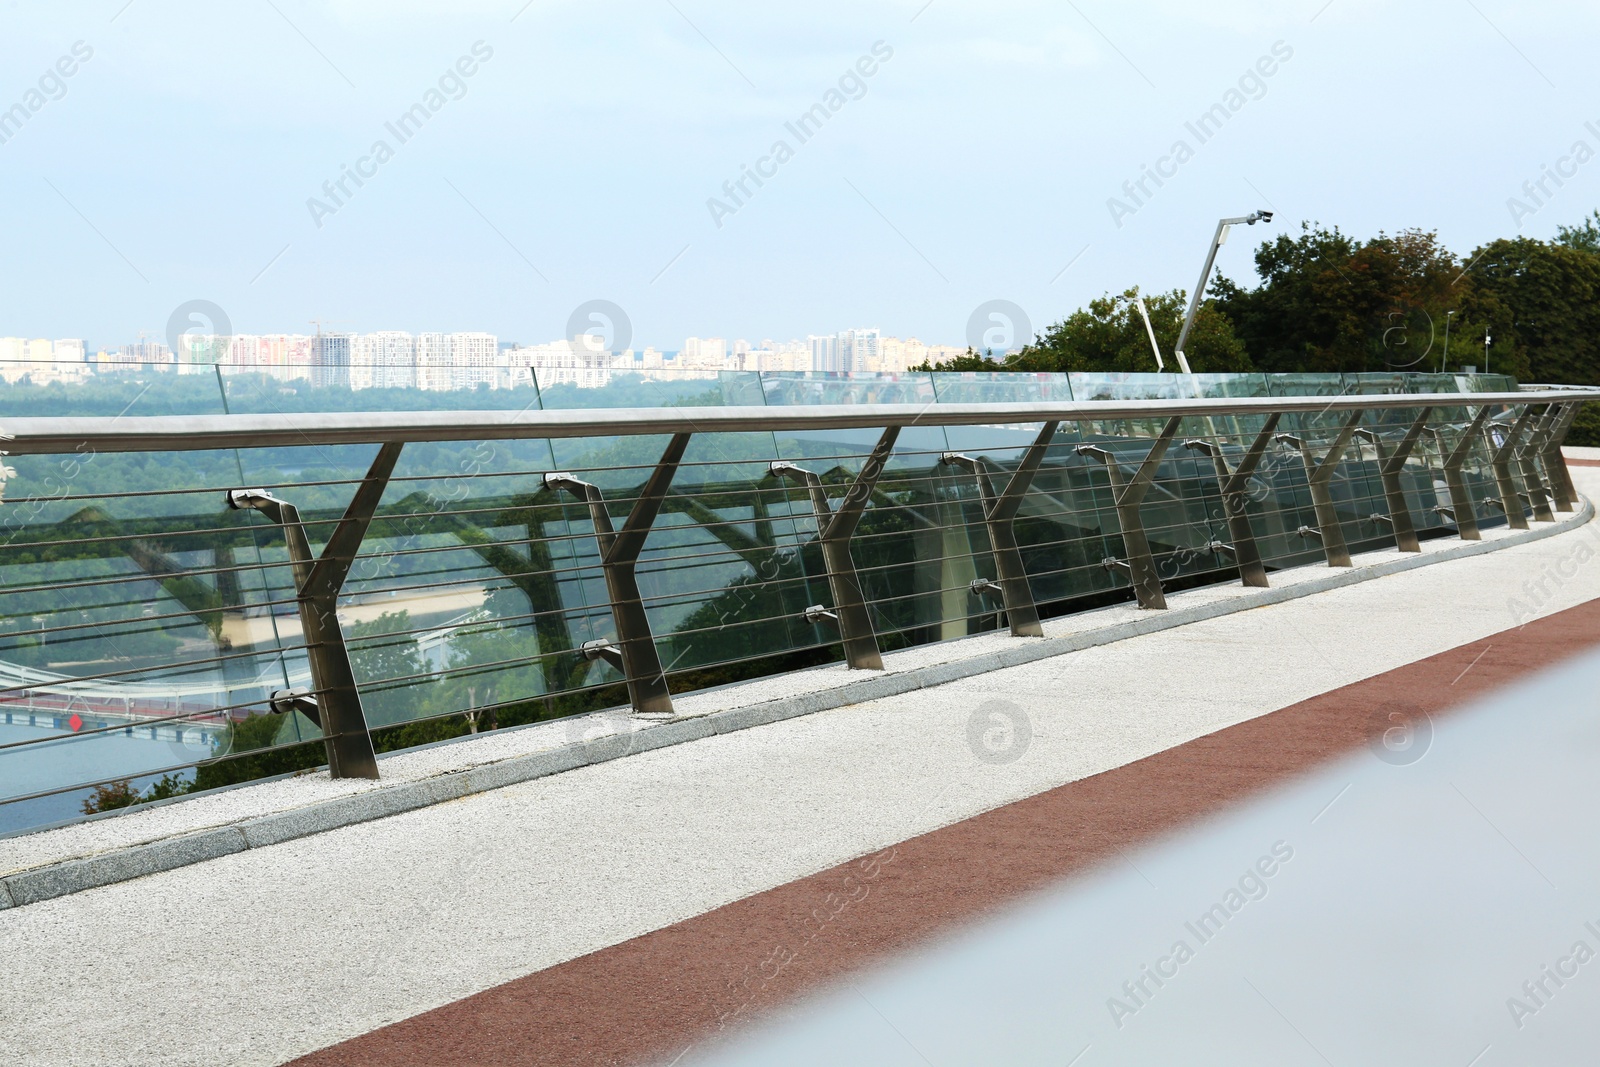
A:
917;288;1249;374
1211;223;1464;374
1556;209;1600;254
912;346;996;372
1458;236;1600;387
1008;287;1250;373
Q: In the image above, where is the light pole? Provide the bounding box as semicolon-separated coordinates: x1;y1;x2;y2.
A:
1134;295;1165;371
1175;210;1273;373
1440;310;1454;373
1484;328;1491;374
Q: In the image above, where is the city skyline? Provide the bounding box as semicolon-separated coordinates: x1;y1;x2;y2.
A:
0;324;980;390
0;321;989;361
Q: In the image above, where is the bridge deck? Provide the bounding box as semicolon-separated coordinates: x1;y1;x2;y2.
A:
2;464;1599;1067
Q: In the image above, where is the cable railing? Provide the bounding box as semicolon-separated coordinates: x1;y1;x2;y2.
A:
0;371;1590;835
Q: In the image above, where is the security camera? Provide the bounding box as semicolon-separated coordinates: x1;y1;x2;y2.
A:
1254;210;1274;224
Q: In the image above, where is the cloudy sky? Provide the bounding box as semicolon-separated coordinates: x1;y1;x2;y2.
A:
1;0;1597;351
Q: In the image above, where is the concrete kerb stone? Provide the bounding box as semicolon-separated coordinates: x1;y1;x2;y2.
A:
420;775;472;806
4;826;247;906
2;497;1589;911
627;715;718;755
238;791;390;850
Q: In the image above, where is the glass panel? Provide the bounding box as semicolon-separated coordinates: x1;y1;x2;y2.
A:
0;443;284;830
1191;373;1271;398
1265;373;1346;398
218;364;545;415
1068;372;1193;402
0;361;228;417
928;372;1075;406
757;371;937;407
535;369;761;410
1459;372;1519;393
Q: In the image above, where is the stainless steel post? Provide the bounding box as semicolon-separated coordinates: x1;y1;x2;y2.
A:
1353;409;1430;553
1541;402;1581;512
1486;408;1535;531
1183;412;1280;588
1430;406;1492;540
1277;410;1363;567
769;427;900;669
1077;416;1182;609
544;433;691;716
1516;406;1558;522
225;441;401;779
940;421;1059;637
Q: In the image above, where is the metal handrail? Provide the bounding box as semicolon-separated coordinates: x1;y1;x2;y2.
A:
3;390;1593;454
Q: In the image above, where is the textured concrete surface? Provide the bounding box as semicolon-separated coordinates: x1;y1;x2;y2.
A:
2;493;1588;902
290;603;1600;1067
2;470;1599;1066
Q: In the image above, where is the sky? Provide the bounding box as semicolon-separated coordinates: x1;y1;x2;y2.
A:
1;0;1598;352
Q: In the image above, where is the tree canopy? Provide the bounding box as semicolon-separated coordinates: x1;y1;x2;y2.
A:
919;212;1600;441
919;288;1248;374
928;214;1600;382
1210;224;1462;375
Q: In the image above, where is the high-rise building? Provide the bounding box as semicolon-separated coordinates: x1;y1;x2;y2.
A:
681;337;727;369
117;338;173;369
508;338;613;389
449;332;498;390
172;333;222;372
349;334;375;390
227;334;259;371
0;338;89;384
922;343;969;366
311;333;352;389
837;328;880;373
808;334;840;373
415;333;451;392
495;345;533;390
245;334;313;383
0;338;27;383
351;332;416;390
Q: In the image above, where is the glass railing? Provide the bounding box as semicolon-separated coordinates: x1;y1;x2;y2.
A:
0;366;1577;835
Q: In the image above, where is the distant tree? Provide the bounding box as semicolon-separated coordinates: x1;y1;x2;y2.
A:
1555;209;1600;254
1459;236;1600;387
917;289;1248;374
1008;287;1250;374
1210;223;1463;374
913;346;999;371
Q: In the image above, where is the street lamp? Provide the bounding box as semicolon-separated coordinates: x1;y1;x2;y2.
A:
1484;328;1491;375
1175;210;1273;373
1134;295;1165;371
1440;310;1455;373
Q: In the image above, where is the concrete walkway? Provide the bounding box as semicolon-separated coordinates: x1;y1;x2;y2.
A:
3;468;1600;1067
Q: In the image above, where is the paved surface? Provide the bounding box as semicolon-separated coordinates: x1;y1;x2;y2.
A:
2;468;1599;1066
675;645;1600;1067
290;601;1600;1067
